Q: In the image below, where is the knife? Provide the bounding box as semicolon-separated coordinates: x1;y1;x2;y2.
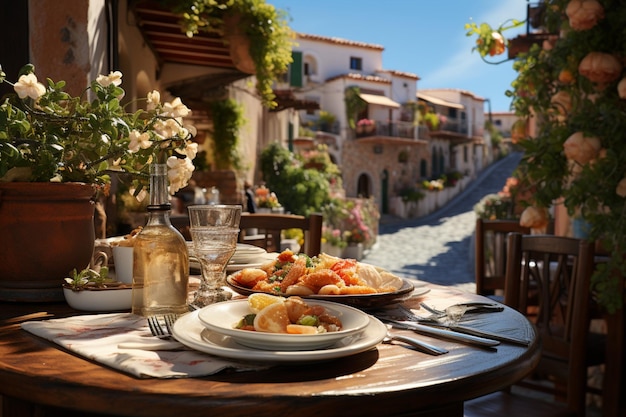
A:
383;319;500;348
417;322;531;346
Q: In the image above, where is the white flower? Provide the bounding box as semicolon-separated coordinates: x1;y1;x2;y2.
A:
161;97;190;118
96;70;123;87
128;130;153;153
146;90;160;111
176;141;198;160
185;124;197;137
167;156;194;194
153;118;183;139
14;73;46;100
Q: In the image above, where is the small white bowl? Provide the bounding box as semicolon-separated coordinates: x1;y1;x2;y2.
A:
63;286;132;312
197;299;370;351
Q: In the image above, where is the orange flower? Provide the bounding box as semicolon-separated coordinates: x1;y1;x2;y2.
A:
488;32;506;56
616;177;626;198
563;132;601;165
578;52;622;84
520;206;549;229
550;91;573;120
618;77;626;99
566;0;605;31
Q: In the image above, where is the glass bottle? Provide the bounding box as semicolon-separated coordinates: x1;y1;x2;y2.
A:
131;164;189;316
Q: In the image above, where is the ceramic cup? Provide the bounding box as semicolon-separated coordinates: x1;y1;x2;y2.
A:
90;251;109;272
112;246;133;284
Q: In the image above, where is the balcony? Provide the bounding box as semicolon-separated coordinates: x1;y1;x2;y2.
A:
355;120;413;138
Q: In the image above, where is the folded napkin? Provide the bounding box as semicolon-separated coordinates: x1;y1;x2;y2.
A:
21;312;267;379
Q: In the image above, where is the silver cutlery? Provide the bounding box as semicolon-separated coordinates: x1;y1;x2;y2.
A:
147;314;179;339
383;318;500;348
383;330;448;356
389;304;530;346
419;302;504;322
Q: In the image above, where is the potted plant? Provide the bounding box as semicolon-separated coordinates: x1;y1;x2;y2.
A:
0;64;197;301
466;1;626;312
63;265;132;311
321;226;347;258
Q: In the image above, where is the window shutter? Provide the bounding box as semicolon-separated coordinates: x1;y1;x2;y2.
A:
290;51;303;87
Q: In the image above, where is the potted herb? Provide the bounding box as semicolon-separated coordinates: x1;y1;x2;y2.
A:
63;266;132;311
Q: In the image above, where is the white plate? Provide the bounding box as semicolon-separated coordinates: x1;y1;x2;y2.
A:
197;299;370;350
226;277;423;309
226;252;278;272
233;243;267;254
173;310;387;363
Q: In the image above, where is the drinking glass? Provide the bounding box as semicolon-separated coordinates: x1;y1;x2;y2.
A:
188;205;242;308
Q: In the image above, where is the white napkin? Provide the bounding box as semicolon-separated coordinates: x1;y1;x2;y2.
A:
21;312;266;379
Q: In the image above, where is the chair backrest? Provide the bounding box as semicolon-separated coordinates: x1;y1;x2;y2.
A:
475;218;531;296
238;213;323;257
504;233;595;415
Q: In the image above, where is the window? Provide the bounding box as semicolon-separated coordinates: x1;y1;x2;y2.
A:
449;108;457;118
304;62;310;76
349;57;362;70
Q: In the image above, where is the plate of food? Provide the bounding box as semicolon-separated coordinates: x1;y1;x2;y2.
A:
196;295;370;351
226;250;422;308
172;310;387;363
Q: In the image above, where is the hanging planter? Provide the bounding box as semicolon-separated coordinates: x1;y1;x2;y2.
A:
223;13;256;75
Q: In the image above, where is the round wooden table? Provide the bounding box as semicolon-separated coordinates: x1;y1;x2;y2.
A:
0;285;539;417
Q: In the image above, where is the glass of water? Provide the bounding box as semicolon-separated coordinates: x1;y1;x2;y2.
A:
188;205;241;308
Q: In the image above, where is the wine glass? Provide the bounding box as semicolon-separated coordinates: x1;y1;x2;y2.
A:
188;205;242;308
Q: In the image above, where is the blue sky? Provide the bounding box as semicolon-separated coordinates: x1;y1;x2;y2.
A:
269;0;528;112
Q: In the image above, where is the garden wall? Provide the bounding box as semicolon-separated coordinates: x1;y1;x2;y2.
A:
389;176;472;219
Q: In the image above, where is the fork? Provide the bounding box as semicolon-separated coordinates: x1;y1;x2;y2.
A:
147;314;179;339
420;302;503;322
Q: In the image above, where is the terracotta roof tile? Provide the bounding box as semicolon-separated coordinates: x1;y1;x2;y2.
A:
297;33;385;51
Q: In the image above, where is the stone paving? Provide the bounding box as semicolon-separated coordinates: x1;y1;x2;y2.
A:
362;152;523;293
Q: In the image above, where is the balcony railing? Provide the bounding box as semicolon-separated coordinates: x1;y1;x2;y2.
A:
355;120;418;140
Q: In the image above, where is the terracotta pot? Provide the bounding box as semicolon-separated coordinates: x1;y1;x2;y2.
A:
0;182;96;302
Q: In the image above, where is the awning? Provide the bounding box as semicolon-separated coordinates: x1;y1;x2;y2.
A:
359;93;400;109
417;93;464;109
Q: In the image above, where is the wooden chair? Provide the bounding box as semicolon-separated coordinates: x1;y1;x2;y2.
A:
238;213;323;257
475;218;530;297
465;233;598;417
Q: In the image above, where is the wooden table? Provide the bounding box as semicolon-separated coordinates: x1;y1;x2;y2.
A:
0;285;540;417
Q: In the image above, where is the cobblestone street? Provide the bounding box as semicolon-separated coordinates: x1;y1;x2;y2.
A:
362;152;523;292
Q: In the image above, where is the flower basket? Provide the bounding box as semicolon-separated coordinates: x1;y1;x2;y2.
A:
343;243;364;261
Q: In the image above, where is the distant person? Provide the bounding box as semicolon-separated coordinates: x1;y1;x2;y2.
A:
244;181;257;213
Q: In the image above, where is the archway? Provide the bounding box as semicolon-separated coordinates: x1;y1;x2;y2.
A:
357;173;371;198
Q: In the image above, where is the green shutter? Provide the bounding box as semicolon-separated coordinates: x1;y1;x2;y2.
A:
290;51;303;87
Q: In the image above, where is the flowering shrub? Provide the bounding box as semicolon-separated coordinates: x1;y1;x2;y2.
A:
474;177;523;220
356;118;374;127
467;1;626;310
0;64;197;193
421;179;445;191
321;226;347;249
254;185;281;208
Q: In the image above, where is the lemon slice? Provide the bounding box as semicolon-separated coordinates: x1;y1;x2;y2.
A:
247;293;285;313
